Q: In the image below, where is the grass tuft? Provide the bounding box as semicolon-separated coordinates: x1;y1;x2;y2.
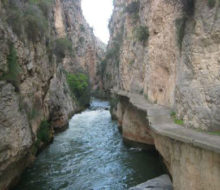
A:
0;44;21;90
175;17;187;50
170;111;184;125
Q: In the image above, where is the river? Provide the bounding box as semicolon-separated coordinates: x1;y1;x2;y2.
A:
16;98;165;190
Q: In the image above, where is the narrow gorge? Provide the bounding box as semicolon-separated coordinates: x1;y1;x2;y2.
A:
0;0;220;190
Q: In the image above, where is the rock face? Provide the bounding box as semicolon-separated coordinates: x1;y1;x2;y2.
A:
104;0;220;132
0;0;103;189
113;96;154;149
106;1;220;189
54;0;105;90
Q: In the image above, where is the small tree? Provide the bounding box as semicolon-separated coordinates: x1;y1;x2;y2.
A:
135;26;149;45
54;38;72;60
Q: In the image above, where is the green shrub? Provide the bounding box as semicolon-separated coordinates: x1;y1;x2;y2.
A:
125;1;140;14
174;119;184;125
28;107;40;120
110;97;119;114
144;94;148;100
66;72;90;107
105;45;120;60
37;0;53;17
80;24;85;32
170;111;176;117
208;0;216;8
207;131;220;136
175;17;187;50
54;38;72;60
1;0;9;7
135;26;149;44
4;0;52;41
180;0;195;16
129;60;134;65
24;4;48;41
170;111;184;125
0;44;21;90
37;120;51;143
6;6;24;37
79;37;85;44
99;59;107;79
105;30;123;64
125;1;140;22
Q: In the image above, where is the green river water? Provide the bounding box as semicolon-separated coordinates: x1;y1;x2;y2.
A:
16;99;165;190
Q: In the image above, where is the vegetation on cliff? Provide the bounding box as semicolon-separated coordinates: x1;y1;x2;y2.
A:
125;1;140;21
66;72;90;107
170;112;184;125
37;120;52;144
125;1;140;14
31;120;52;155
0;44;20;90
135;26;149;45
3;0;53;41
208;0;216;8
179;0;195;15
54;37;73;60
175;17;187;50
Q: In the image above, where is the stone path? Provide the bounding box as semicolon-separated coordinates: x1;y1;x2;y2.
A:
112;89;220;154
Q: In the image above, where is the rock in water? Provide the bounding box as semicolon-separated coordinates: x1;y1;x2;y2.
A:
129;174;173;190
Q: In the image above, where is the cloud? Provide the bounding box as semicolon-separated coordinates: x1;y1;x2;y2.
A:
81;0;113;44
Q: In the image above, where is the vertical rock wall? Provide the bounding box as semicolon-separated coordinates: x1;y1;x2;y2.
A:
104;0;220;132
175;0;220;131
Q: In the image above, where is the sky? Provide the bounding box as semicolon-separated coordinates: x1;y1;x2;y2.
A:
81;0;113;44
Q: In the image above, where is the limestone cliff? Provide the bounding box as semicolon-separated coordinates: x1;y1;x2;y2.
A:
54;0;105;90
104;0;220;132
0;0;103;189
106;1;220;189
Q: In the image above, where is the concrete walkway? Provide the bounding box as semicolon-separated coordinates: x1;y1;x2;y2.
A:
112;89;220;154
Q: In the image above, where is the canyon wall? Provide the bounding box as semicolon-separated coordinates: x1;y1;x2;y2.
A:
106;0;220;189
0;0;103;189
104;0;220;132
